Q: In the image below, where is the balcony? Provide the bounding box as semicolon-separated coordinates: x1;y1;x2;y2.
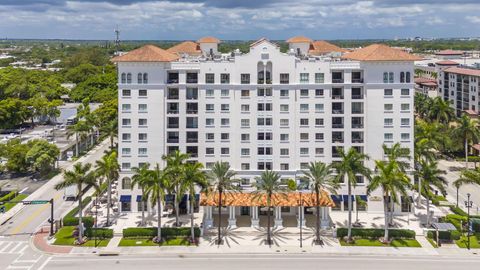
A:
167;72;179;84
332;109;344;114
167;124;179;129
332;79;344;83
352;72;363;83
186;73;198;84
352;95;364;99
332;124;344;128
186;110;198;114
167;110;179;114
352;78;364;83
167;138;179;143
352;123;364;128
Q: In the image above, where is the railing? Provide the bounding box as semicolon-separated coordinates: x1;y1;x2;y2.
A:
167;79;179;84
167;138;179;143
332;124;344;128
332;109;344;114
352;78;364;83
332;95;344;99
257;79;264;84
280;80;289;84
186;138;198;143
186;110;198;114
167;124;179;129
167;95;179;100
186;79;198;84
352;95;364;99
352;138;364;143
352;124;364;128
352;110;364;114
332;79;344;83
332;138;344;143
167;110;179;114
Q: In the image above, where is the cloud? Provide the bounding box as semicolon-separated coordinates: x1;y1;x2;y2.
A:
466;16;480;24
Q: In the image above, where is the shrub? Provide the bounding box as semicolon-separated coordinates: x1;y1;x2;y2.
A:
472;218;480;233
63;216;94;228
64;196;92;219
122;227;200;238
0;190;18;202
444;214;467;231
449;206;467;216
336;228;415;239
85;228;113;239
427;230;461;241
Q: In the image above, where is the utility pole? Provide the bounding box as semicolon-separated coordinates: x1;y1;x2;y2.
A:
114;25;120;55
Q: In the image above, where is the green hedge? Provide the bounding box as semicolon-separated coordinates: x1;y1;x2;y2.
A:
456;156;480;163
63;216;94;228
336;228;416;239
0;191;18;202
123;227;200;238
442;214;468;231
427;230;461;241
450;206;468;216
85;228;113;239
64;196;92;219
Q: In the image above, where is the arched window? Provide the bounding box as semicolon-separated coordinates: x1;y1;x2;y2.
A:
137;73;143;84
122;177;132;189
400;72;405;83
383;72;388;83
406;72;411;83
121;73;126;84
127;73;132;84
143;73;148;84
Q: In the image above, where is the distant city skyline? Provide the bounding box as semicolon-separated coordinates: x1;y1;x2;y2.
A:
0;0;480;40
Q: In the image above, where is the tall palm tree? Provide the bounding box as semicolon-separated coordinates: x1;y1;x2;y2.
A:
162;150;189;227
207;161;237;245
414;92;431;120
252;170;285;246
454;168;480;207
94;151;119;227
131;163;151;227
428;97;455;124
383;143;411;172
54;163;98;243
368;160;410;242
66;120;90;156
415;119;444;150
451;114;480;169
331;147;371;242
301;161;338;245
144;163;169;243
183;162;208;242
101;119;117;150
415;159;447;227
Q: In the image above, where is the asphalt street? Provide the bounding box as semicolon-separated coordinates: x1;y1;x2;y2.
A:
41;254;480;270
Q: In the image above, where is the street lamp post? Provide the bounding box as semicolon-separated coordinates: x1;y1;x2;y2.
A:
464;193;473;250
299;191;303;248
94;202;99;248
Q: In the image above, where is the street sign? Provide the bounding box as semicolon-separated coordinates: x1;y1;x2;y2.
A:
22;200;50;205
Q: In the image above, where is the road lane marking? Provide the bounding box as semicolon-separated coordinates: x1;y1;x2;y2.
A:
37;256;51;270
0;242;14;252
8;242;23;253
10;193;62;234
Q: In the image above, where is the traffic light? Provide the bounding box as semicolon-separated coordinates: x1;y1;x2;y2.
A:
0;206;5;213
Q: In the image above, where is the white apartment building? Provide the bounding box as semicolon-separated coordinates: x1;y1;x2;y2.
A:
438;66;480;116
113;36;419;228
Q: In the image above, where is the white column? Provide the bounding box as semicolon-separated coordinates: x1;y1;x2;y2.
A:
251;206;259;228
228;206;237;228
297;206;305;228
274;207;283;228
204;206;213;228
320;207;330;229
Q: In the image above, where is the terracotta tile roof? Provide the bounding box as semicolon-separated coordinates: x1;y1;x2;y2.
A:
341;44;422;61
309;40;348;55
414;77;436;84
111;45;179;62
436;49;464;56
167;41;202;56
435;60;459;66
444;67;480;77
286;36;313;43
199;191;335;207
197;36;221;43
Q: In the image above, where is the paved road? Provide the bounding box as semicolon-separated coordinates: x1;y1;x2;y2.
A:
0;140;110;236
0;236;50;270
41;254;480;270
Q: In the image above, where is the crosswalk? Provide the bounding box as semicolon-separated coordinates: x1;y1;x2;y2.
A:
0;240;48;270
0;241;29;254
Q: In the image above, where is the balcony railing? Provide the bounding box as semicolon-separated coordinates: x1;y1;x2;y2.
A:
167;138;179;143
186;138;198;143
332;79;344;83
186;79;198;84
352;123;364;128
167;110;179;114
167;124;179;129
332;138;344;143
352;138;364;143
167;79;179;84
332;124;344;128
332;95;344;100
332;109;344;114
352;78;364;83
352;95;364;99
186;110;198;114
257;79;264;84
352;110;364;114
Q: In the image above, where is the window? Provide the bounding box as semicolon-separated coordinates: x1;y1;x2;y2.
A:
122;162;131;170
384;133;393;142
401;103;410;111
401;89;410;96
257;132;272;140
257;118;272;126
257;88;273;96
315;73;324;83
138;148;147;156
384;89;393;96
143;73;148;84
137;73;143;84
221;89;229;97
315;104;324;112
280;148;289;156
406;72;411;83
206;89;214;97
221;118;230;127
221;133;229;141
167;117;179;128
257;162;272;170
221;104;230;112
401;118;410;126
122;104;131;112
300;163;309;170
168;88;179;99
221;73;230;84
280;73;289;84
126;73;132;84
241;133;250;142
122;177;132;190
122;133;131;141
280;134;289;141
280;89;289;97
315;148;324;156
206;104;214;112
384;104;393;111
300;89;309;97
383;72;389;83
258;103;273;111
280;119;289;127
241;148;250;156
241;74;250;84
300;73;309;83
280;104;289;112
186;88;198;100
241;90;250;97
241;163;250;170
257;147;273;155
205;163;214;169
221;148;230;155
138;104;147;112
389;72;394;83
300;118;309;126
300;104;309;112
315;89;324;97
205;73;215;84
122;118;131;126
206;148;214;155
121;148;131;156
167;132;179;143
400;72;405;83
205;118;214;126
241;104;250;112
401;133;410;141
315;133;324;141
206;133;214;141
186;72;197;83
186;103;198;114
121;73;126;84
139;89;147;97
300;133;309;140
280;163;289;170
139;133;147;142
122;89;131;97
384;118;393;126
185;117;198;129
315;118;324;126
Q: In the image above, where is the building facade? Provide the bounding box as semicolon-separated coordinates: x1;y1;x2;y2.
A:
113;37;418;226
438;66;480;116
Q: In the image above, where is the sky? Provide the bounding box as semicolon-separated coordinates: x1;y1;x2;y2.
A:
1;0;480;40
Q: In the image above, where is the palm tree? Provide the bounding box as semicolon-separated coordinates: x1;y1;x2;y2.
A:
94;151;119;227
131;163;151;227
428;97;455;124
207;161;237;245
301;161;338;245
451;114;480;169
144;163;169;243
415;159;447;227
183;162;208;243
162;150;189;227
66;120;90;156
331;147;371;242
101;119;117;150
414;92;431;120
368;160;410;242
383;143;411;172
454;168;480;207
54;163;98;243
252;170;285;246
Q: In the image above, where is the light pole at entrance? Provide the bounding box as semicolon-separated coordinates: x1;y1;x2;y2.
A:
464;193;473;250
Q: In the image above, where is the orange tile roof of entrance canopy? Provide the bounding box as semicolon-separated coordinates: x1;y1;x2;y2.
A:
200;191;335;207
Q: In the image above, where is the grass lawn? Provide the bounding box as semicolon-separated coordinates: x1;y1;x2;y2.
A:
426;237;439;248
118;237;191;247
53;226;109;247
4;194;28;212
340;238;421;248
456;234;480;249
